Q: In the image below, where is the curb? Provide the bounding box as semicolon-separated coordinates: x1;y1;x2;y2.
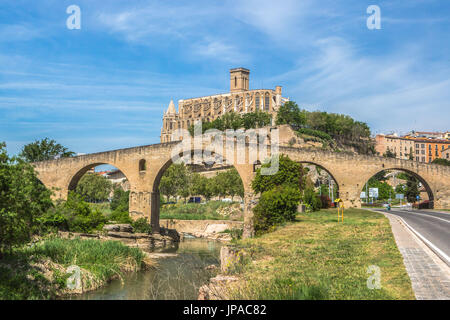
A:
394;215;450;268
365;208;450;268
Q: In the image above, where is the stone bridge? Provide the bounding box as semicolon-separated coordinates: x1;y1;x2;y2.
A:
33;128;450;237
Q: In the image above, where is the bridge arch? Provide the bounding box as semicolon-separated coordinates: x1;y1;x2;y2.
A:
297;161;340;198
66;162;134;201
360;167;435;208
148;149;252;232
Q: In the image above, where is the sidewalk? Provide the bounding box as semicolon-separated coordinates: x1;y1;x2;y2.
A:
383;212;450;300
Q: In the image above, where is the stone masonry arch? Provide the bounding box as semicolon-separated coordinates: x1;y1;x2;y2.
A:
355;167;435;208
67;162;132;193
33;128;450;238
148;149;254;233
297;161;341;197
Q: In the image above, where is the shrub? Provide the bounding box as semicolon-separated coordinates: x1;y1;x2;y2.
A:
319;195;332;209
132;218;152;234
110;187;129;212
38;207;69;232
109;210;132;224
252;155;307;193
253;185;301;235
297;128;332;141
41;192;108;233
303;188;322;211
413;200;431;209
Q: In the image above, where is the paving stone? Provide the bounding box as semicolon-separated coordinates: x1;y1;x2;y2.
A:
386;214;450;300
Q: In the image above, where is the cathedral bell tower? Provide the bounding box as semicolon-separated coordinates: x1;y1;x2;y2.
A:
230;68;250;92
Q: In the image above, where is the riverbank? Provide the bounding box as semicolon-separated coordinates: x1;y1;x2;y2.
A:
203;208;415;300
0;238;152;300
160;219;243;241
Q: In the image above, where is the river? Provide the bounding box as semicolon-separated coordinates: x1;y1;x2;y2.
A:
69;238;221;300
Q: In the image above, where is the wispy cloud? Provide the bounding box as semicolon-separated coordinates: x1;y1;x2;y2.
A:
0;24;42;42
0;0;449;154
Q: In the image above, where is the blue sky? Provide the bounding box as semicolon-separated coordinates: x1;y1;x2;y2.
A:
1;0;449;156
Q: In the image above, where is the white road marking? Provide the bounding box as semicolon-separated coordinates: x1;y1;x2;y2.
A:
394;210;450;224
395;215;450;266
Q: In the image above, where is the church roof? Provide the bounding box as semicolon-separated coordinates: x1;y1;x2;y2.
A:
166;100;176;114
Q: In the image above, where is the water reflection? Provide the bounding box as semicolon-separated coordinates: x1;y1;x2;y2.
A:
69;238;221;300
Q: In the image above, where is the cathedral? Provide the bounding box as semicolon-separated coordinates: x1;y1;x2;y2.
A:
160;68;289;142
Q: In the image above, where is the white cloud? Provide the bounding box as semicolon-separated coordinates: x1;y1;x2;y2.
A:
0;24;42;42
275;37;450;133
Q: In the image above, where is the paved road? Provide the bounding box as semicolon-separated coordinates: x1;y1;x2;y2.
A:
372;208;450;264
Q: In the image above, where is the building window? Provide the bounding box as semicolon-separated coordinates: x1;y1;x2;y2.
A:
234;77;237;87
255;94;260;109
139;159;146;172
264;93;270;111
422;157;425;162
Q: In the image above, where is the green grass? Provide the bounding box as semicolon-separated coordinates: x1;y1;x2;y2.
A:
228;208;414;300
89;202;112;215
160;201;243;221
0;238;146;300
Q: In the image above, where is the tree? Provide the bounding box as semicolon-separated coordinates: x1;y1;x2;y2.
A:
395;184;406;194
252;155;307;193
253;185;301;235
226;168;244;200
405;176;420;203
75;172;112;202
275;101;306;130
408;147;414;160
188;111;272;135
432;158;450;166
110;185;130;212
19;138;75;162
383;149;396;158
251;155;307;234
242;111;272;129
367;178;395;200
0;142;53;257
159;163;190;201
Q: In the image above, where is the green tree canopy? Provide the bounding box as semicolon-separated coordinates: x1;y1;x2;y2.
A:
0;142;53;256
252;155;307;193
159;163;191;201
432;158;450;166
19;138;75;162
75;172;113;202
405;176;420;202
367;178;395;200
275;101;306;130
189;111;272;135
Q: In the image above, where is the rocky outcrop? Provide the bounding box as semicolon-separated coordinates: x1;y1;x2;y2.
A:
198;275;239;300
198;245;247;300
103;224;134;233
160;219;243;241
58;226;180;250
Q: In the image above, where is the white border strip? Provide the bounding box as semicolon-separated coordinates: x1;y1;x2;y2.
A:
396;215;450;266
399;210;450;224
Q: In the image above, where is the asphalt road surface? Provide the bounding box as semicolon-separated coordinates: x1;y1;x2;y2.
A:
372;208;450;264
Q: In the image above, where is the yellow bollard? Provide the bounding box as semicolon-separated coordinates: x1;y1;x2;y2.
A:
335;198;344;222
